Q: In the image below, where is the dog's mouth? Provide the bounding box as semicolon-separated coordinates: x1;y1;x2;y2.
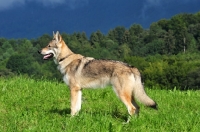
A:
43;53;53;60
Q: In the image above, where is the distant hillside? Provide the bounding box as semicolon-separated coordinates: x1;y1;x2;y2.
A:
1;12;200;89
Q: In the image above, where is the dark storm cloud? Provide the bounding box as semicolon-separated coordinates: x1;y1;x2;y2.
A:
0;0;89;10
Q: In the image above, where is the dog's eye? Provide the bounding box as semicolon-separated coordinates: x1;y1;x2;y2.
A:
48;45;51;47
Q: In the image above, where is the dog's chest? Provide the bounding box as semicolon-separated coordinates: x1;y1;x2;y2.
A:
57;65;65;74
57;65;70;85
63;74;70;85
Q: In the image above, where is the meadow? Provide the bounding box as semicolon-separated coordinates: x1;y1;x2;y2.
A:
0;76;200;132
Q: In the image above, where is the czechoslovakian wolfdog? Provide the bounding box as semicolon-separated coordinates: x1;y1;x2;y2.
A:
38;31;157;117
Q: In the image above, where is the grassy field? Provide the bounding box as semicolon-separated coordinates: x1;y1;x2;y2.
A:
0;76;200;132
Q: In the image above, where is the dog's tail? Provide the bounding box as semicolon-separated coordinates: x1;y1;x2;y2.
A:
131;68;157;109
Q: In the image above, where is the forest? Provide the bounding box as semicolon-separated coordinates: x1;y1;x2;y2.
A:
1;12;200;90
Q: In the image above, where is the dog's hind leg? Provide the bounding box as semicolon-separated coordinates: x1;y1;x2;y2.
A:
112;86;137;116
131;99;140;115
115;88;139;123
70;88;82;116
118;90;137;116
112;77;137;116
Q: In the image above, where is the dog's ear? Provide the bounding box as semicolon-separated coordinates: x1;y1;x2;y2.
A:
55;31;62;42
58;32;62;42
54;31;60;42
53;31;55;36
56;31;59;36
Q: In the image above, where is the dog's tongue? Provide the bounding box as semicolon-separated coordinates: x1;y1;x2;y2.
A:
43;54;51;60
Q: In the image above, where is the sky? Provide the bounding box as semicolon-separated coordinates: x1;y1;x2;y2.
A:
0;0;199;39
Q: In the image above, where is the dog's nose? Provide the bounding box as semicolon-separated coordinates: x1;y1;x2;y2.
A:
38;50;41;54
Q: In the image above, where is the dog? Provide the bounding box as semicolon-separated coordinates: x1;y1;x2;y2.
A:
38;31;157;117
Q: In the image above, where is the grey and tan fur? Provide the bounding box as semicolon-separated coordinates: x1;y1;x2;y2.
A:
38;31;157;117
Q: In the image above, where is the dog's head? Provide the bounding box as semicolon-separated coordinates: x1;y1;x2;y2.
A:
38;31;62;60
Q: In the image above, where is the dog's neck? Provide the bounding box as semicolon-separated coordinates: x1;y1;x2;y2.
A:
55;41;74;64
59;53;73;62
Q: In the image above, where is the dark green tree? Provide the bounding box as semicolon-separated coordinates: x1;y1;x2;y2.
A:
6;54;36;75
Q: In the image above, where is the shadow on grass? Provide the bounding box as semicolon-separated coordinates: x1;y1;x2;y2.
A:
49;108;71;115
49;108;133;122
111;111;131;122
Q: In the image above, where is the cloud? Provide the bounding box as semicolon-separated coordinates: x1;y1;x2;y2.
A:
65;0;89;9
145;0;161;6
140;0;162;20
0;0;89;11
35;0;66;6
140;0;198;20
0;0;25;10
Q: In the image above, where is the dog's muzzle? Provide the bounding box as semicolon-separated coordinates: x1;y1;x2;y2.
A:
38;50;54;60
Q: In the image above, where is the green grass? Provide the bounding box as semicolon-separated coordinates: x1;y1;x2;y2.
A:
0;76;200;132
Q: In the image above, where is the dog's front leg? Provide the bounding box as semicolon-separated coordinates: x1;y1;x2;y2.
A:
70;87;82;116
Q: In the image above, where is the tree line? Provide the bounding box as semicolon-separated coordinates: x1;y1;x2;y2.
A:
1;12;200;90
